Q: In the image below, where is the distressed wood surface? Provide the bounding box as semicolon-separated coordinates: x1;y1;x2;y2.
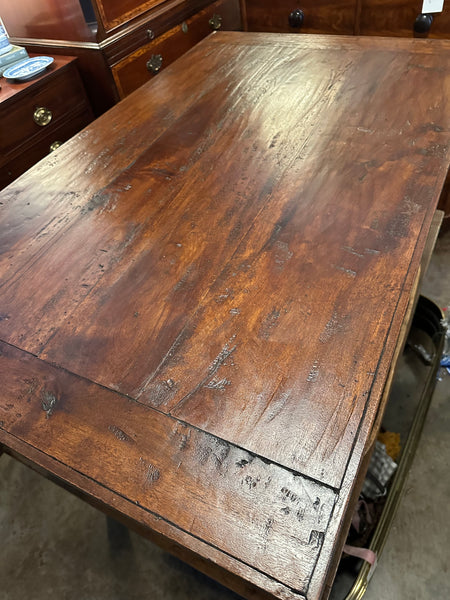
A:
1;32;450;600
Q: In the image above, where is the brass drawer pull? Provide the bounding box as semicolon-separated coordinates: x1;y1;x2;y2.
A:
209;14;223;30
49;141;61;152
33;106;53;126
146;54;163;74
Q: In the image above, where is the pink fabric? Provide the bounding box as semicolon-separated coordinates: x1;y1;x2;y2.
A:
343;544;377;567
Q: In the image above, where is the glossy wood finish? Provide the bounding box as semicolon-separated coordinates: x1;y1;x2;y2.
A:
0;56;93;189
359;0;450;38
245;0;357;34
1;0;242;115
112;0;241;97
1;33;450;600
95;0;164;32
0;0;96;42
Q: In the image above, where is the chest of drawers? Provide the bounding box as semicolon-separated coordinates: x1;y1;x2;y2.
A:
0;56;93;189
0;0;243;115
112;0;241;98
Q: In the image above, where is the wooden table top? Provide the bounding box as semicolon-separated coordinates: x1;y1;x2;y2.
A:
1;32;450;600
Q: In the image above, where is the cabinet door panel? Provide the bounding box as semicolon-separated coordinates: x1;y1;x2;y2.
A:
359;1;450;38
95;0;164;33
245;0;357;34
112;0;241;98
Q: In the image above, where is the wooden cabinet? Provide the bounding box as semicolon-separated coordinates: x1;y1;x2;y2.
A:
245;0;357;34
0;56;93;189
244;0;450;38
358;1;450;37
112;0;241;98
0;0;242;115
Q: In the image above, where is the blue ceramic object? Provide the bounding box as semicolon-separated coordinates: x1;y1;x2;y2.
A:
3;56;54;80
0;24;12;56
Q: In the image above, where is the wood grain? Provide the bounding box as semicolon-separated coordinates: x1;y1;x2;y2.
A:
245;0;357;34
359;0;450;38
1;32;450;600
0;341;335;595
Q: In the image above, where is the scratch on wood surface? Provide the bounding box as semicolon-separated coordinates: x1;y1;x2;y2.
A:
307;530;325;549
196;438;230;469
259;308;281;340
170;336;238;411
170;423;192;452
342;246;364;258
139;457;160;485
204;378;231;390
319;311;346;343
273;240;293;270
41;391;57;418
215;288;235;303
108;424;135;445
170;335;237;409
307;360;320;383
208;337;237;375
334;265;357;278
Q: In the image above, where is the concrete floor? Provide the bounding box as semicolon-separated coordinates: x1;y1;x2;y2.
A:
1;229;449;600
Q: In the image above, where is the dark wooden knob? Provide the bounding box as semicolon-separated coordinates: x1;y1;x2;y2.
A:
414;13;433;34
288;9;304;29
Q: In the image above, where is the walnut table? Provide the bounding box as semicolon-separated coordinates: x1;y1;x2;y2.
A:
1;32;450;600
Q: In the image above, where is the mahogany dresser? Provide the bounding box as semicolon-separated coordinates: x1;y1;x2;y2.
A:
0;0;242;114
1;32;449;600
0;55;93;189
244;0;450;37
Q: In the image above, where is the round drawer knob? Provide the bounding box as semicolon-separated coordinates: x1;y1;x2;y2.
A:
288;9;304;29
50;141;62;152
414;13;433;34
146;54;163;74
209;14;223;30
33;106;53;127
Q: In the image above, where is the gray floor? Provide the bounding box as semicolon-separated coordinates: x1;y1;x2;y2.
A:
1;229;449;600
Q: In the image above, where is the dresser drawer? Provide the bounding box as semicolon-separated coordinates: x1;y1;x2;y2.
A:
245;0;357;34
0;60;90;158
112;0;241;98
0;107;92;189
359;1;450;38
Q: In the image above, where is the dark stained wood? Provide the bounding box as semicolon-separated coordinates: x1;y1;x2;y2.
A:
17;43;119;116
0;57;91;157
1;0;241;115
245;0;357;34
0;56;93;189
112;0;242;98
1;32;450;600
0;0;96;42
0;340;335;595
359;0;450;38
